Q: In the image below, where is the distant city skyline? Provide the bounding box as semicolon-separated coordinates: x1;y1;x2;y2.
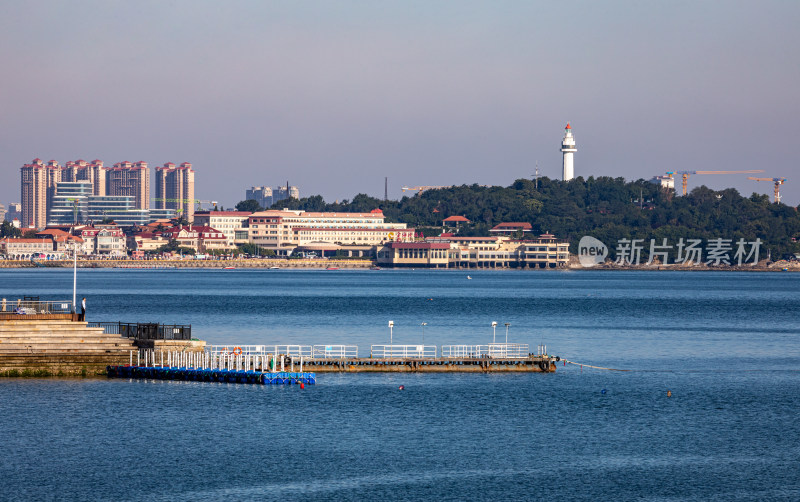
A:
1;1;798;207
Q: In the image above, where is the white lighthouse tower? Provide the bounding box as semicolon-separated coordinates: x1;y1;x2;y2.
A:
561;123;577;181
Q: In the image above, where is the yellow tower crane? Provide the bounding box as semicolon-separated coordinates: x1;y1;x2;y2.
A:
665;170;765;196
748;177;787;204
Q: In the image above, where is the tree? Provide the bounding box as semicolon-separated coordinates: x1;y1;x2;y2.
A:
0;221;21;238
156;239;196;255
235;199;263;213
236;243;275;257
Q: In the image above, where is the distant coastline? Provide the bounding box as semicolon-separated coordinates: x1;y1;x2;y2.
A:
0;258;796;271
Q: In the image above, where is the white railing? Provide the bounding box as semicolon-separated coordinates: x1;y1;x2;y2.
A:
370;345;437;359
441;343;530;358
313;345;359;359
488;343;529;358
441;345;489;358
207;345;313;358
135;349;306;372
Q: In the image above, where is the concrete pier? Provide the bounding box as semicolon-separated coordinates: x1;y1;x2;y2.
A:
300;356;556;373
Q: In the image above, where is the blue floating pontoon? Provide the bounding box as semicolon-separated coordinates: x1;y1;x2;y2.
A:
107;366;316;385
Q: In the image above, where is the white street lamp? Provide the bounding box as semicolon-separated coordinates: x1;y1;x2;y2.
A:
421;322;427;345
504;322;511;344
491;321;497;344
388;320;394;346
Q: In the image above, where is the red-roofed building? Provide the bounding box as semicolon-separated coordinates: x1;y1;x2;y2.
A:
158;225;230;252
489;222;533;235
443;215;470;224
193;211;251;246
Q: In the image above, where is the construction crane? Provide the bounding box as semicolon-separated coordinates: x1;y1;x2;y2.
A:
665;170;765;196
401;186;453;195
748;177;787;204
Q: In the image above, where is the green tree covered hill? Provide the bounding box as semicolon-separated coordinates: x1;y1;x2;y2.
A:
239;177;800;259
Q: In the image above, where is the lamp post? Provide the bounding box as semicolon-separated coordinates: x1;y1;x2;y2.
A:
504;322;511;344
491;321;497;344
421;322;427;345
70;238;77;313
388;320;394;346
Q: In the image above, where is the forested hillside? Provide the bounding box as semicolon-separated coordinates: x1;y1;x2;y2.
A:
237;177;800;258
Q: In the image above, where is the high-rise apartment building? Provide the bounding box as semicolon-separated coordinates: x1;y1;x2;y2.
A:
63;159;107;196
155;162;195;222
246;184;299;209
20;159;63;229
5;203;22;223
273;184;300;204
107;161;150;210
246;186;273;209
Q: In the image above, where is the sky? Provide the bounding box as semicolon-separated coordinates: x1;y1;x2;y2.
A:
1;1;799;208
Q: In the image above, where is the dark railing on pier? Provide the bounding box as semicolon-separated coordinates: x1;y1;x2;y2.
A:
89;322;192;340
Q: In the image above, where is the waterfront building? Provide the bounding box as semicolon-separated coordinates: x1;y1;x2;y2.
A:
561;123;577;181
0;203;5;222
78;224;126;256
247;209;412;255
376;234;569;268
158;225;230;252
192;211;251;247
0;237;57;259
127;232;170;253
107;161;150;210
155;162;195;222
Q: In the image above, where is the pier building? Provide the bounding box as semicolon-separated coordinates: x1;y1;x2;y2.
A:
376;234;569;268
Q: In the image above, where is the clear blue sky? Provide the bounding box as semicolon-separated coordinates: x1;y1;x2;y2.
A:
1;1;798;207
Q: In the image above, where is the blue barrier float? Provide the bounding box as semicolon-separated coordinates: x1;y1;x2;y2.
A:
107;366;316;385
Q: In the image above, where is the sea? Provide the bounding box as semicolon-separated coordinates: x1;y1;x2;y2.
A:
0;268;798;501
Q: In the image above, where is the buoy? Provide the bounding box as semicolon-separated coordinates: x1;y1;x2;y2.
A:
601;389;607;394
300;382;305;389
667;390;672;398
399;385;405;390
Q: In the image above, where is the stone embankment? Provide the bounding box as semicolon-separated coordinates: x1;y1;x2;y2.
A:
0;259;372;269
0;315;135;376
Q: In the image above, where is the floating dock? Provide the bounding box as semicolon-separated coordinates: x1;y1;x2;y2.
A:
107;365;315;385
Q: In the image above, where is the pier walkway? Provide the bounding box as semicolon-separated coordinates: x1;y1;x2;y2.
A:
134;343;558;374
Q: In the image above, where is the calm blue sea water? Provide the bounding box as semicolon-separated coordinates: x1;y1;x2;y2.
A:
1;269;798;501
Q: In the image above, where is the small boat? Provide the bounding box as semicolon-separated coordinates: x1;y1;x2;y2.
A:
326;266;340;270
467;275;472;280
269;266;281;270
223;266;236;270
